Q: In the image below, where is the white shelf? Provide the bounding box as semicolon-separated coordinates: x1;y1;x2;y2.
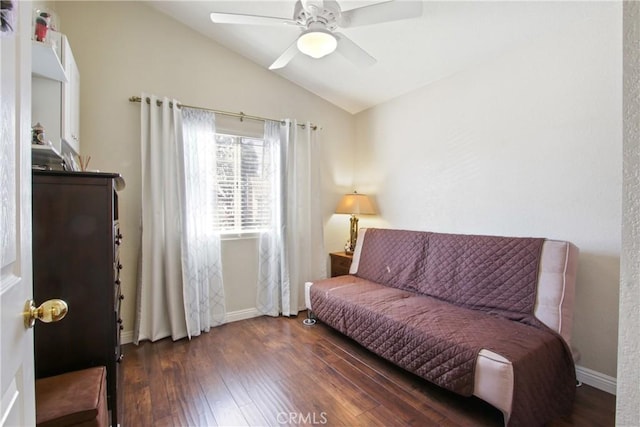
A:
31;41;67;82
32;144;64;168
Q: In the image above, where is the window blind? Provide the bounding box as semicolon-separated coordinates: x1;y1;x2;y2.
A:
215;134;270;233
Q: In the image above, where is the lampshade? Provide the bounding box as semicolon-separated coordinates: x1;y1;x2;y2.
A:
297;28;337;59
335;192;376;215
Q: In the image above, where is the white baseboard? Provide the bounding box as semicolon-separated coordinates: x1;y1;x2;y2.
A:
576;365;617;395
120;308;263;345
224;307;262;323
121;330;134;345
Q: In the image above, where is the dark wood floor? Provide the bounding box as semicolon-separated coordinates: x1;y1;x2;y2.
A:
122;314;615;426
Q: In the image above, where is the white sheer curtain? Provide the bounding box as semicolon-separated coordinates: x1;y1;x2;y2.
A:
257;119;326;317
134;94;225;344
179;107;226;336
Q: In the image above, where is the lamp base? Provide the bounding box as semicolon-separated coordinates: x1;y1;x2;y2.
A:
348;215;359;253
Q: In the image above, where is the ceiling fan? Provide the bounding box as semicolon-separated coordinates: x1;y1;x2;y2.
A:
209;0;423;70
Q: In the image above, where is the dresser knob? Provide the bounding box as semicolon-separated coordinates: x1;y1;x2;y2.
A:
117;263;123;270
115;279;121;285
119;294;125;301
119;324;124;331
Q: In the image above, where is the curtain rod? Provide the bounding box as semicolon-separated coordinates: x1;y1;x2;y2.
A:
128;96;318;131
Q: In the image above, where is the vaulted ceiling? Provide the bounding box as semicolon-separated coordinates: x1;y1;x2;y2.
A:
147;1;602;114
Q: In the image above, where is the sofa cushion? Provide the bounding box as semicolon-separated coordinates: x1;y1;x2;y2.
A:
351;229;579;342
354;228;545;319
354;228;429;293
421;232;544;318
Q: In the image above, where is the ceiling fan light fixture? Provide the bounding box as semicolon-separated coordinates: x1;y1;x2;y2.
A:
297;28;337;59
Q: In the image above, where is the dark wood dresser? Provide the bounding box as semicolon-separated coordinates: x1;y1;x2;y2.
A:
32;170;124;427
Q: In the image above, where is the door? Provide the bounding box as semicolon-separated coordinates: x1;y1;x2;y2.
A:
1;1;35;426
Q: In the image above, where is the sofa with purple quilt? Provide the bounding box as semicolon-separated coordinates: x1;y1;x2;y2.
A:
305;228;579;426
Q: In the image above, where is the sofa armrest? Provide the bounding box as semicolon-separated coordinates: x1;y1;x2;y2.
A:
305;281;314;311
534;240;579;347
349;228;368;275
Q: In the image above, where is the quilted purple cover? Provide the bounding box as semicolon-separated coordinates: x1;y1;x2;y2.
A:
311;229;575;426
355;229;544;319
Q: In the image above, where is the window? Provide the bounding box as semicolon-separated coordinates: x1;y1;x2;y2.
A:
215;133;270;234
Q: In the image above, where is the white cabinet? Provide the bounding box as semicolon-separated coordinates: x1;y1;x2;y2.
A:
62;36;80;154
31;34;66;82
31;31;80;158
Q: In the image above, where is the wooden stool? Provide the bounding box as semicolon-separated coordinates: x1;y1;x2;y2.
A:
35;366;108;427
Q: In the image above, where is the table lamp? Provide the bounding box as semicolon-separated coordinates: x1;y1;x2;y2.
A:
335;191;376;253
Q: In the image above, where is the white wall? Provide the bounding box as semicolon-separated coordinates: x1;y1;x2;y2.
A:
53;1;355;336
354;3;622;378
617;1;640;423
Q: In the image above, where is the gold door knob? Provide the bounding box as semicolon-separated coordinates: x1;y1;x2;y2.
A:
24;299;68;329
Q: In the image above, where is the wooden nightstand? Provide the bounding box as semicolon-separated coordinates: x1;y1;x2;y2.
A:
330;252;353;277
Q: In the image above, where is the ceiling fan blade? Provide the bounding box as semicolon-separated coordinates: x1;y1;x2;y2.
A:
339;1;423;28
334;33;376;67
210;12;299;27
269;40;300;70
